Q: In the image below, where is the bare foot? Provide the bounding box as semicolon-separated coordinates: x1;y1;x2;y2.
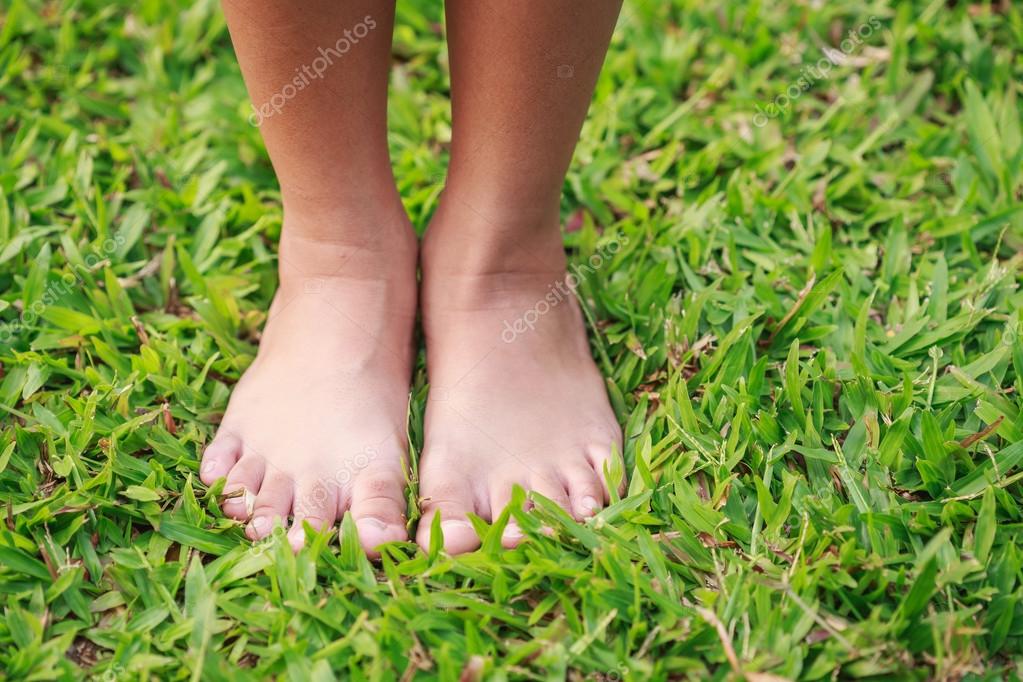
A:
416;198;623;553
200;210;417;556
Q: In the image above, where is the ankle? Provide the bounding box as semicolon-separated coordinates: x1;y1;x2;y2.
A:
422;193;566;278
442;168;563;222
277;205;418;283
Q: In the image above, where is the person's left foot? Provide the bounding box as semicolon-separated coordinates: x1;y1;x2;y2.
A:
416;199;624;554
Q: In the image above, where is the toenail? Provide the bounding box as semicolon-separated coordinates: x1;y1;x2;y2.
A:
201;461;215;474
581;496;600;513
357;517;387;532
288;528;306;550
225;489;256;515
502;524;523;541
441;520;472;534
252;517;270;532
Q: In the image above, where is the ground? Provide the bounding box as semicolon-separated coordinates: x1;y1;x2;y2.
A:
1;0;1022;679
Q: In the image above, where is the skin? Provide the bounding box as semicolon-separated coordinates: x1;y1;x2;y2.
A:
203;0;624;556
202;0;416;555
418;0;625;552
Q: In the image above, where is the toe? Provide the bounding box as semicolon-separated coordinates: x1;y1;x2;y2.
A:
564;463;606;519
527;471;571;534
246;471;294;540
417;472;481;554
221;456;266;520
529;471;571;511
288;477;340;551
489;476;529;549
200;431;242;486
587;443;626;497
348;467;408;557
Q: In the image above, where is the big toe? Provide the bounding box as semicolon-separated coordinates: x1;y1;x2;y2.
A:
348;467;409;557
417;467;481;554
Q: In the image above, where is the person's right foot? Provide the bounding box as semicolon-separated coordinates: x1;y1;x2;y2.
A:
200;208;418;556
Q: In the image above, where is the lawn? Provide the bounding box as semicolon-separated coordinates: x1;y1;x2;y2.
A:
1;0;1022;679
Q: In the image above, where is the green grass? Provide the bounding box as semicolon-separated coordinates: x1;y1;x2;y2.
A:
2;0;1023;679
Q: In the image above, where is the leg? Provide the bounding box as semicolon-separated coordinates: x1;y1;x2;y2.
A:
418;0;625;553
201;0;416;556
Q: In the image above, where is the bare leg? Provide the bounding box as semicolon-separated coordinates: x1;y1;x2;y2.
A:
418;0;624;553
201;0;416;556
